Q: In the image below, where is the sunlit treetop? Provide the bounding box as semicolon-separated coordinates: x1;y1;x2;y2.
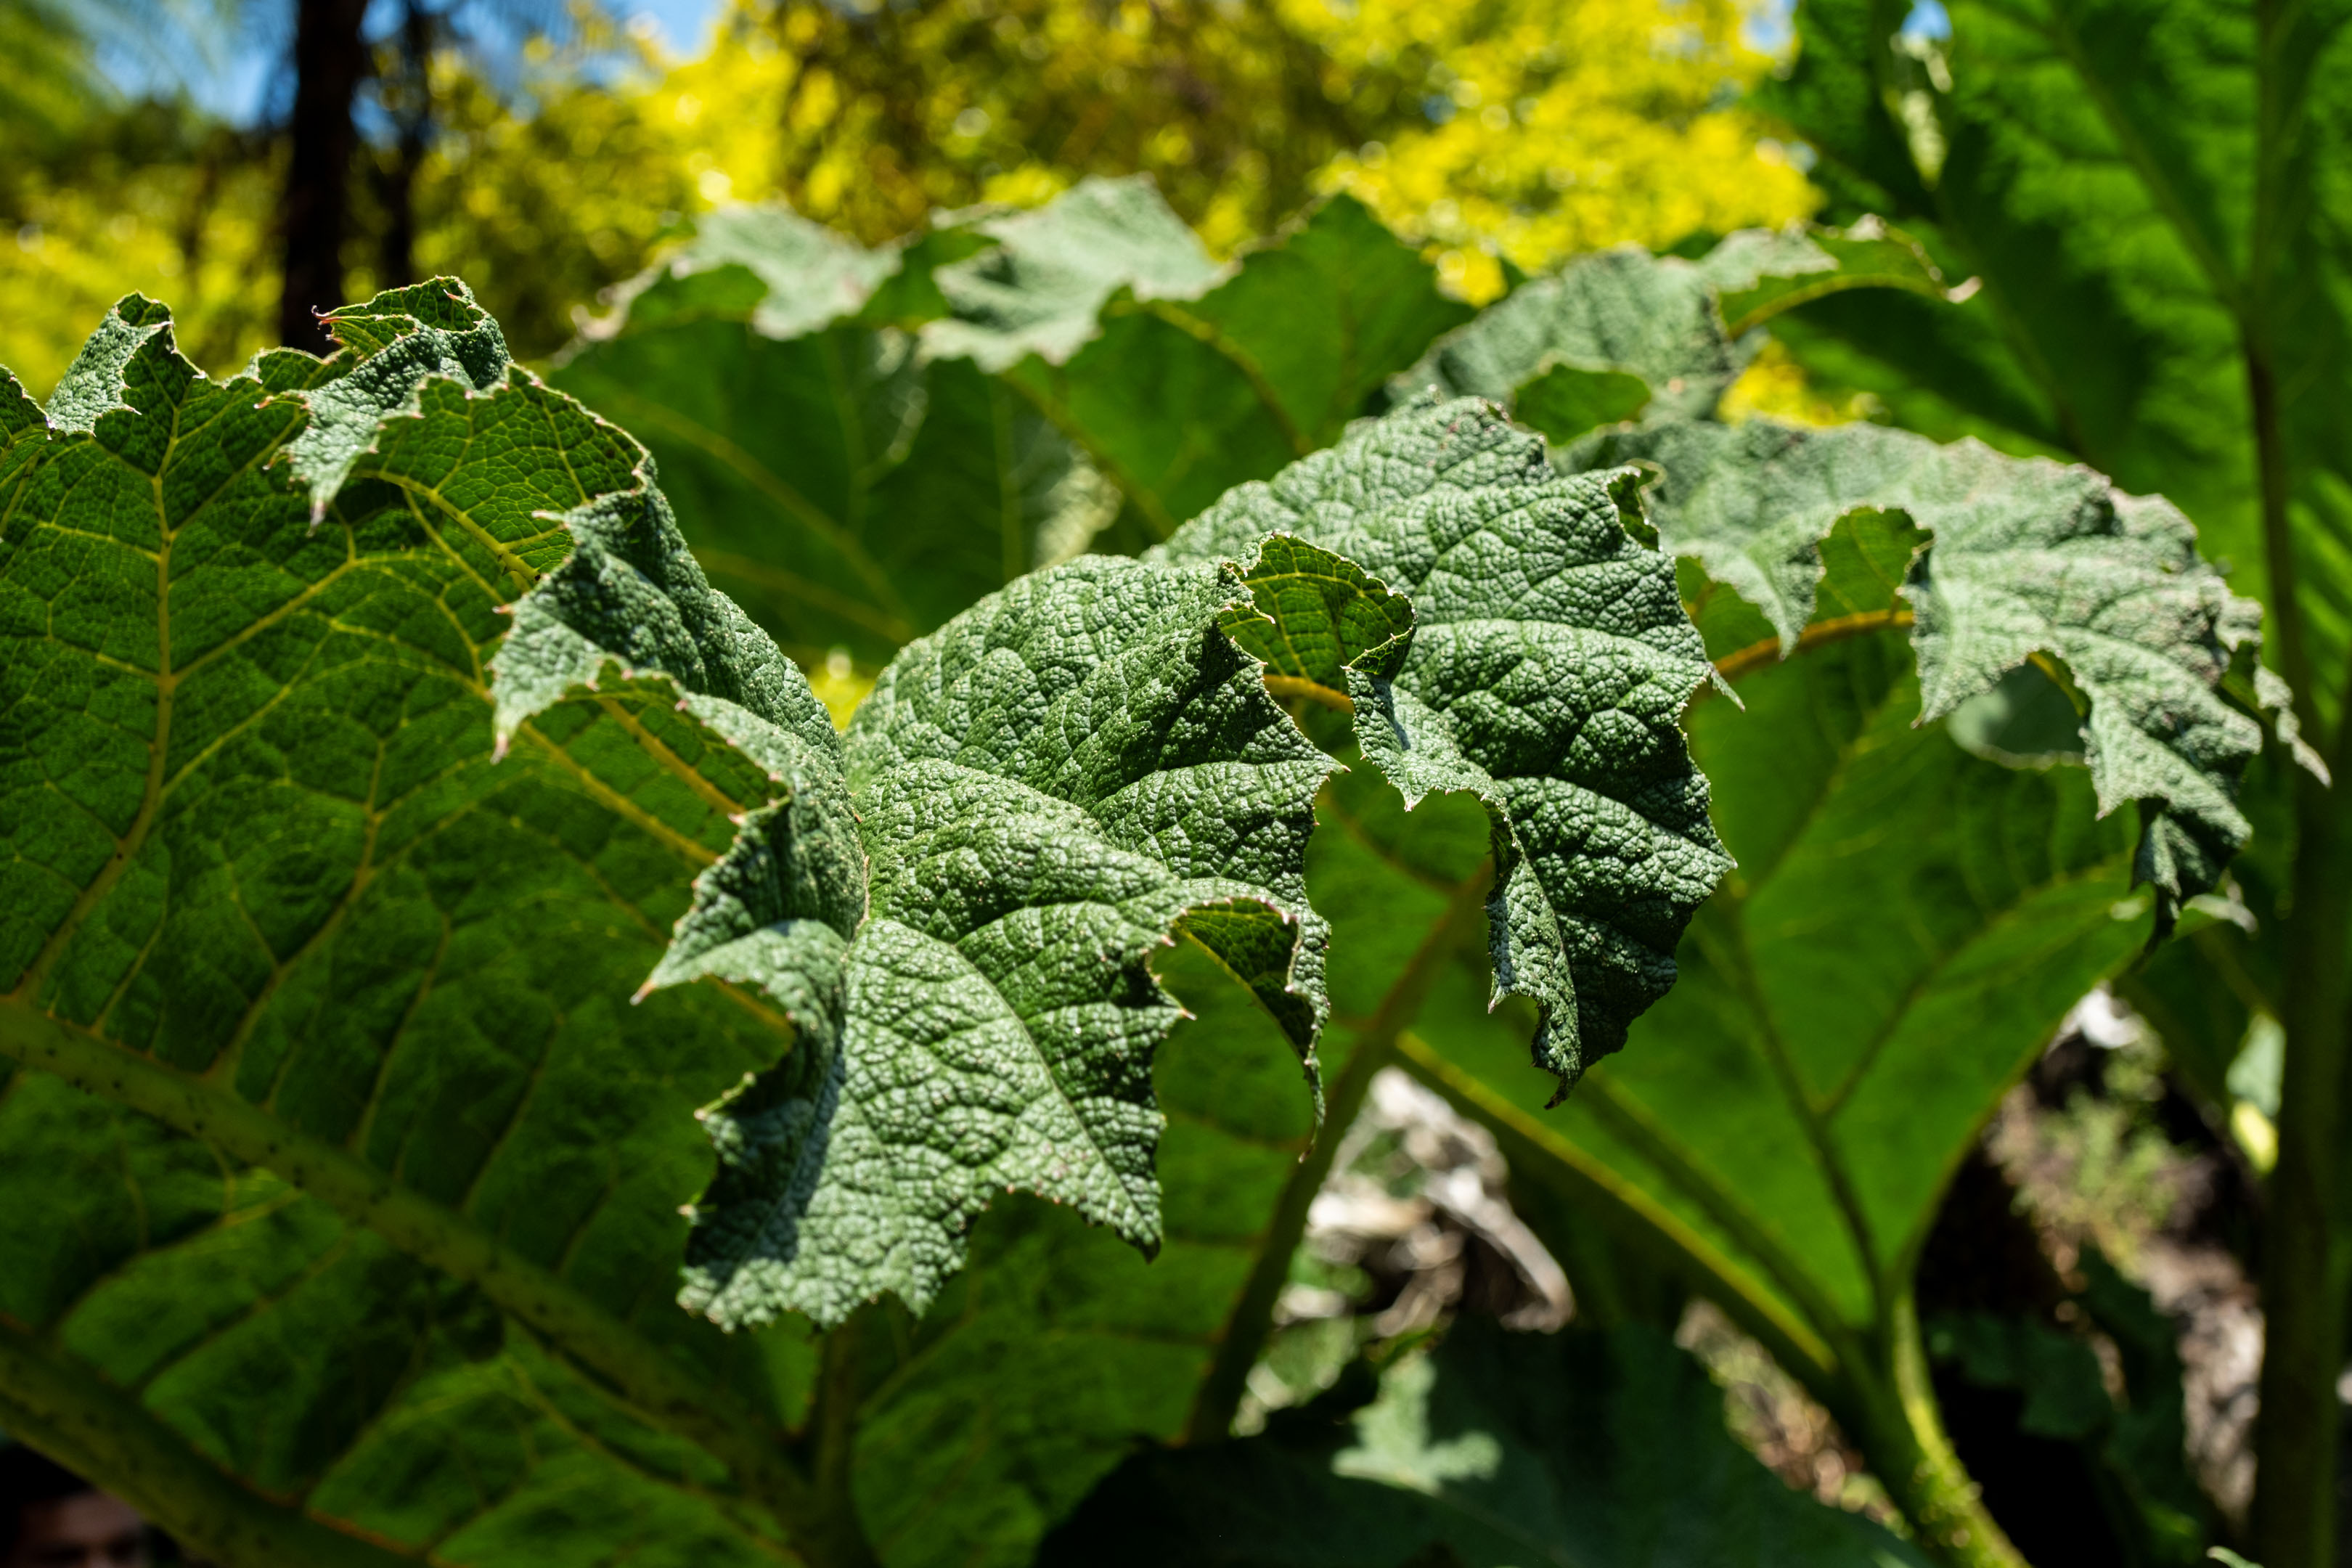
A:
1297;0;1818;299
651;0;1815;277
0;0;1816;390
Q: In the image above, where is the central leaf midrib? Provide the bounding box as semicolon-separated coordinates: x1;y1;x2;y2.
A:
406;481;566;601
1567;1062;1863;1344
1718;917;1887;1315
0;1318;426;1568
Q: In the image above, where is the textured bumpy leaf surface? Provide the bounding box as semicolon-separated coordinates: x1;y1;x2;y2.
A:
1157;398;1728;1094
1036;1320;1930;1567
841;946;1319;1568
1419;231;2289;929
1594;418;2269;928
0;1097;799;1567
1402;625;2144;1354
678;388;1734;1326
0;286;833;1560
1760;0;2300;554
1755;0;2352;723
669;552;1336;1331
825;753;1505;1568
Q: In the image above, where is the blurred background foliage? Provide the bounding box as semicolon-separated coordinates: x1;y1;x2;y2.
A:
0;0;1812;393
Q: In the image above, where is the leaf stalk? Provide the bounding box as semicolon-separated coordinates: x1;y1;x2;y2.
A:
1846;1292;2032;1568
1704;607;1915;690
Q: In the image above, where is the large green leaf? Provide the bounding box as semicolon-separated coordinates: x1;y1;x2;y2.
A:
1595;416;2274;932
1155;398;1727;1093
0;285;852;1559
1408;233;2293;929
735;576;1517;1567
664;550;1336;1331
682;396;1722;1327
1034;1319;1931;1567
0;939;1323;1568
1397;245;1747;428
1756;0;2352;716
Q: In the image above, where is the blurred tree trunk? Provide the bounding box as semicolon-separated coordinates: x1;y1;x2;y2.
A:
279;0;369;352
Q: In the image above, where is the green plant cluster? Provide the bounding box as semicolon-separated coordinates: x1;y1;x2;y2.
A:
0;165;2299;1568
1752;0;2352;1559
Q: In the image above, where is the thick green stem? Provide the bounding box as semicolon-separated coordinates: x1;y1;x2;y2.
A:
1852;1294;2031;1568
790;1312;883;1568
2254;762;2352;1568
1414;1025;2029;1567
1183;1005;1396;1442
2244;0;2351;1542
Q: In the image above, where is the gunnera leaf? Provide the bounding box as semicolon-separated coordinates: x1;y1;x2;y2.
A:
1156;397;1728;1098
657;555;1336;1331
660;395;1728;1326
1591;416;2275;934
920;174;1224;371
1418;232;2298;936
0;279;862;1559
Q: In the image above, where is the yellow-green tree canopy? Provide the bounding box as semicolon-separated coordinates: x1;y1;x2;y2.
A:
0;0;1813;386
